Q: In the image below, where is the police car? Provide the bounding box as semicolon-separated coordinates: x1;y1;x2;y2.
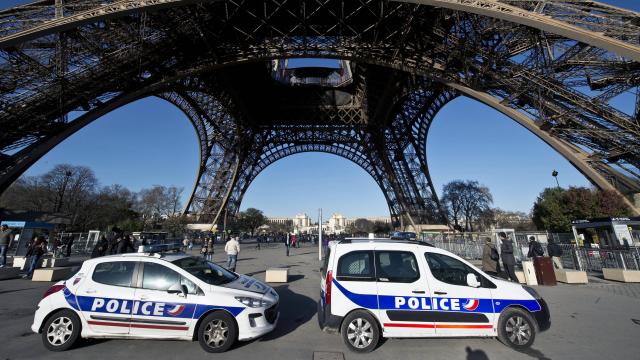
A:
31;252;279;353
319;239;550;353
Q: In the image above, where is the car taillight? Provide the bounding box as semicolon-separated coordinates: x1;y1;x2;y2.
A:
42;284;65;299
325;271;332;305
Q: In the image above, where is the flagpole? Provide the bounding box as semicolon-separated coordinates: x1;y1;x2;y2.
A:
318;208;323;261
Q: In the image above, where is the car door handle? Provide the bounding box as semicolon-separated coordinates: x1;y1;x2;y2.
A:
85;289;96;294
412;290;425;294
139;295;149;300
434;291;447;295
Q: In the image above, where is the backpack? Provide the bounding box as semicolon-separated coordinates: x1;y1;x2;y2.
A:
533;241;544;257
490;247;499;261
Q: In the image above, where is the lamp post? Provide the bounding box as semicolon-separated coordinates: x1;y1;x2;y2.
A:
552;170;560;188
318;208;323;261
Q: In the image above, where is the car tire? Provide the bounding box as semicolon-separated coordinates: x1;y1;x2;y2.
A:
42;309;81;352
340;310;380;353
198;311;238;353
497;307;537;349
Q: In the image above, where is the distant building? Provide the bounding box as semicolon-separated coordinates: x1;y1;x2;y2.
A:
293;213;312;229
264;213;392;234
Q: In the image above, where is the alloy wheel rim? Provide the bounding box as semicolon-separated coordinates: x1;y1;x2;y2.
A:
46;316;73;346
346;318;373;349
505;315;531;345
204;319;229;348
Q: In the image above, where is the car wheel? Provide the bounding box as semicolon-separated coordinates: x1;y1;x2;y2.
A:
42;309;81;351
340;310;380;353
198;311;238;353
497;307;537;349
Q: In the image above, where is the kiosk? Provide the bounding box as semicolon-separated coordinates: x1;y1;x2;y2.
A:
572;217;640;248
0;220;54;256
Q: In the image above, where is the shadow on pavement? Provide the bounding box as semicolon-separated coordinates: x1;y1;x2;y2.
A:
516;347;552;360
260;284;316;341
288;274;305;282
466;346;490;360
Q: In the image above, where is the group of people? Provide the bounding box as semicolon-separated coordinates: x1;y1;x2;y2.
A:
482;232;564;282
90;232;138;258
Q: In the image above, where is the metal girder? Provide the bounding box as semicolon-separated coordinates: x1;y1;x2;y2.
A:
0;0;639;224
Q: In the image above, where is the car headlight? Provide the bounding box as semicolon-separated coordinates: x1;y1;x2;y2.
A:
522;285;541;299
235;296;273;308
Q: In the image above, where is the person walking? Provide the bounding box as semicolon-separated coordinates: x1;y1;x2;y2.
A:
207;239;214;261
0;224;13;268
527;236;544;258
24;236;47;278
183;237;190;253
225;236;240;272
499;232;518;282
547;238;564;270
285;233;291;257
200;242;209;259
481;237;500;276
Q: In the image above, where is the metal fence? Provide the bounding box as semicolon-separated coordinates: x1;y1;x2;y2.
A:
559;244;640;272
427;231;640;273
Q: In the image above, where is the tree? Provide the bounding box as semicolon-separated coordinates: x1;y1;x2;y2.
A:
136;185;185;229
441;180;493;231
346;218;375;235
240;208;266;236
441;180;466;229
532;187;631;232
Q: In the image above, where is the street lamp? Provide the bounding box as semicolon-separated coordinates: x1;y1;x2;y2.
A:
552;170;560;188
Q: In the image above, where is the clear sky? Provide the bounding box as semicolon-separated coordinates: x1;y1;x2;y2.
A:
4;0;638;219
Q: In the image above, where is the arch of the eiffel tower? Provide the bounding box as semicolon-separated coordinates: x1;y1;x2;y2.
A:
0;0;639;229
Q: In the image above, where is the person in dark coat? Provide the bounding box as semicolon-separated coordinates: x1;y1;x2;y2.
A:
547;238;564;269
527;236;544;258
117;235;135;254
499;232;518;282
91;235;109;258
24;236;47;278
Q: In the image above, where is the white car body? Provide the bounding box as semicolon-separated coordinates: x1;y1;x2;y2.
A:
32;253;279;344
319;239;549;344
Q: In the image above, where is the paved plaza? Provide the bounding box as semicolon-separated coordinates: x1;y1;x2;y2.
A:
1;244;639;360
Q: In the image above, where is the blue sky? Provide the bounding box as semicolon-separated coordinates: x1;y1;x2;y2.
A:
4;0;638;218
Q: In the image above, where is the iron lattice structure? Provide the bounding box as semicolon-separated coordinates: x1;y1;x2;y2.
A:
0;0;639;227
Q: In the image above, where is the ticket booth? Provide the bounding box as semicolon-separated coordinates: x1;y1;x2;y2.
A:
0;220;55;256
572;217;640;248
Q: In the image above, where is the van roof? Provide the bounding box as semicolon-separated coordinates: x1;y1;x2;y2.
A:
339;238;434;247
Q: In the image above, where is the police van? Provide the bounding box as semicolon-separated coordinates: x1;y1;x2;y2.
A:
319;239;550;353
31;253;279;353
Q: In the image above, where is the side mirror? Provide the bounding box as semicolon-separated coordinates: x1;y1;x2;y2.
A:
466;273;481;288
167;284;187;297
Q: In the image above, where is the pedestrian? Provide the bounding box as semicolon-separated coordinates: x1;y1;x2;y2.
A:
225;236;240;272
64;235;74;258
200;242;208;259
117;235;134;254
547;238;564;270
527;236;544;258
0;224;13;268
24;235;47;278
499;232;518;282
183;237;190;252
285;233;291;257
481;237;500;276
90;235;109;258
207;239;214;261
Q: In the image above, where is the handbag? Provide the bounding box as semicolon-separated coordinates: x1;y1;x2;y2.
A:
490;247;499;261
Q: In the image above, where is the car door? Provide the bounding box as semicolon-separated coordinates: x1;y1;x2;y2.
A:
130;261;202;338
75;260;137;334
330;250;378;318
423;252;495;337
374;247;435;337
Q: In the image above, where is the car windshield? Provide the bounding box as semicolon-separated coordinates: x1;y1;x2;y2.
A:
171;257;238;286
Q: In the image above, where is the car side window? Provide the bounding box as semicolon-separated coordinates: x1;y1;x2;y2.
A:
336;251;374;281
376;251;420;283
142;262;182;291
142;262;203;294
425;253;483;287
92;261;136;287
